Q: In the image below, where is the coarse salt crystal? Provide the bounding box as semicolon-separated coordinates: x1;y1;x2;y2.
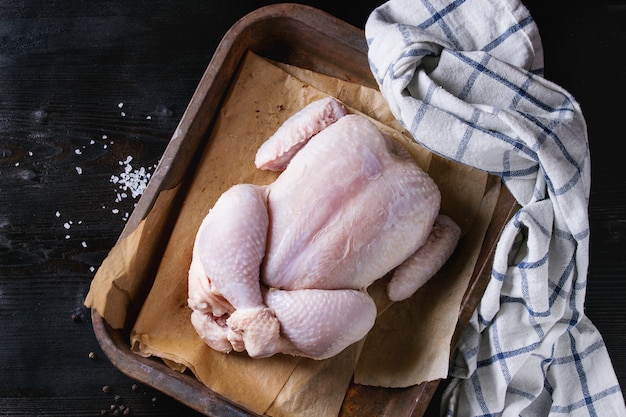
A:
110;157;154;200
64;223;70;229
75;149;82;155
75;167;82;175
82;241;87;248
55;211;61;218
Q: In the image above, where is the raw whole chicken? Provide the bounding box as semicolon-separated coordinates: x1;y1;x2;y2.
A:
187;97;461;360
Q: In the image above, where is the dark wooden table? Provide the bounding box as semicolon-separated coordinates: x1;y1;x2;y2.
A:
1;1;624;416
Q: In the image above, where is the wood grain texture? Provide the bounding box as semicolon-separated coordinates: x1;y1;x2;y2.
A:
0;1;624;416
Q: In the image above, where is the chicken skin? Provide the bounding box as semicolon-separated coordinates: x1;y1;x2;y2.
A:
188;98;461;360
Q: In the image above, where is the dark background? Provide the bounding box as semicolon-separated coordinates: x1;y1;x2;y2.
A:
1;1;624;416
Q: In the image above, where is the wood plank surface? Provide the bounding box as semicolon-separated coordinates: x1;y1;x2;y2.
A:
1;1;624;416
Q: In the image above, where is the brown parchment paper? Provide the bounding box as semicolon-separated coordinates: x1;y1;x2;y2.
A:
85;184;181;330
86;51;500;416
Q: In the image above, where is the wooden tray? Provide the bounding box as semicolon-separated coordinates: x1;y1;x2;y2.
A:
91;4;518;416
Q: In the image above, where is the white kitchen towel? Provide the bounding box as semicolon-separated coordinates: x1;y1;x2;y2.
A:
365;0;626;415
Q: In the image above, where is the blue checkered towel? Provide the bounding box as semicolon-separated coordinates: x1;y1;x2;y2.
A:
365;0;626;415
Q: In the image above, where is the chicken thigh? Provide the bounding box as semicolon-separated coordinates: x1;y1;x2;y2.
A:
188;97;461;360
